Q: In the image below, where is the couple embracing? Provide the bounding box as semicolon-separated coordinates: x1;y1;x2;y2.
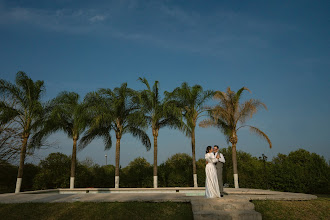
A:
205;145;225;198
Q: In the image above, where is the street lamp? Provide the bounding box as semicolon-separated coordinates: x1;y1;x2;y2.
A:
259;154;267;161
259;154;268;189
105;154;107;166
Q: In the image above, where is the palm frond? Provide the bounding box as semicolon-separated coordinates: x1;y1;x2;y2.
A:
238;99;267;124
235;87;251;102
213;90;227;102
245;125;272;149
166;82;212;136
0;101;20;125
138;77;151;91
152;80;160;105
0;79;25;107
196;90;214;110
198;119;215;128
0;72;46;136
211;105;231;124
29;118;59;149
126;126;151;150
158;116;182;130
79;126;112;151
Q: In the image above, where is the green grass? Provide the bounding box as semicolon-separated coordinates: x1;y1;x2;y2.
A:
0;202;193;220
253;195;330;220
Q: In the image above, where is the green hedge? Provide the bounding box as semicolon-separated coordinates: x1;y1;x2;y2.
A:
1;148;329;194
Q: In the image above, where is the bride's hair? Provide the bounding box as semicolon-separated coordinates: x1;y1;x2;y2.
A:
206;146;212;153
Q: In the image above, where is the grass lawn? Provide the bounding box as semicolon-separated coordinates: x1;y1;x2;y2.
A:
253;194;330;220
0;202;193;220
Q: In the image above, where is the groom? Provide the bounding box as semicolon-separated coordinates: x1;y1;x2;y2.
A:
214;145;225;197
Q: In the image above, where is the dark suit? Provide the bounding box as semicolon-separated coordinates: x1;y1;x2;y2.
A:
214;152;225;196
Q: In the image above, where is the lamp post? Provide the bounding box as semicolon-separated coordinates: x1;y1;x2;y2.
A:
105;154;107;166
259;154;268;189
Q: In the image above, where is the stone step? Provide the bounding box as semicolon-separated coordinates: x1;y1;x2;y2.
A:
192;201;255;212
191;198;255;210
191;196;251;203
193;210;262;220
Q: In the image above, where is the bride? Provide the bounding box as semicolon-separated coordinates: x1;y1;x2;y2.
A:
205;146;221;198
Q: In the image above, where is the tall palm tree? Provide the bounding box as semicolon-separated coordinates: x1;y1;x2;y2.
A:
80;83;151;188
166;82;213;187
0;71;45;193
32;91;92;189
200;87;272;188
138;77;182;188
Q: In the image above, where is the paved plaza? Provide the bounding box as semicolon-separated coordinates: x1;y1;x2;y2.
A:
0;188;317;219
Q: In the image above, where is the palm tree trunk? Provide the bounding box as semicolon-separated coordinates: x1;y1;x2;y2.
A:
153;129;158;188
232;143;239;188
231;133;239;188
70;137;78;189
115;136;121;188
191;128;198;187
15;133;29;193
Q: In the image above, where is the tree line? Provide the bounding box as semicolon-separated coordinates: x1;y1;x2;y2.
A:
1;71;272;192
1;148;328;194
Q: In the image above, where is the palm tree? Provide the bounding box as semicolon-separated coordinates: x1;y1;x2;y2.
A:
80;83;151;188
32;91;92;189
166;82;214;187
200;87;272;188
138;77;182;188
0;72;45;193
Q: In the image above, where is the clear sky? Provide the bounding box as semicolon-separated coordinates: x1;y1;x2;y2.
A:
0;0;329;166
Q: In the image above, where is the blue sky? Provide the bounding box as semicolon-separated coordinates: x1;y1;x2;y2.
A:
0;0;329;166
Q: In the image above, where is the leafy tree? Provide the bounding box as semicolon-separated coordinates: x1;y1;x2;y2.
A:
158;153;193;187
220;146;268;189
20;163;40;191
200;87;271;188
270;149;330;193
121;157;153;188
80;83;151;188
32;92;92;189
0;94;23;163
33;153;115;189
0;72;45;193
196;158;206;187
90;164;115;188
138;77;182;188
0;160;17;193
166;83;213;187
33;152;71;189
0;125;22;163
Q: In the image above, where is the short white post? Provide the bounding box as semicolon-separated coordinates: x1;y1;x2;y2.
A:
193;174;198;187
70;177;75;189
153;176;158;188
234;174;239;188
15;178;22;193
115;176;119;188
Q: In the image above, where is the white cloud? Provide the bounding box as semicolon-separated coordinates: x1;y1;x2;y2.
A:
159;4;198;26
89;15;106;23
0;5;108;34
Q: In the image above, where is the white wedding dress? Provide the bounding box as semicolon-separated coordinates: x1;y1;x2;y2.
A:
205;153;221;198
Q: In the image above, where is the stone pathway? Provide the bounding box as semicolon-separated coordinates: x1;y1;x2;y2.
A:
0;188;317;220
191;196;262;220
